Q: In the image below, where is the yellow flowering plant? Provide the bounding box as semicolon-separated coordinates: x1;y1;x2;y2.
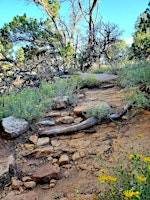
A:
97;147;150;200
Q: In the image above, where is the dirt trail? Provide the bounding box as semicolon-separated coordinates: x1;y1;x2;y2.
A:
0;77;150;200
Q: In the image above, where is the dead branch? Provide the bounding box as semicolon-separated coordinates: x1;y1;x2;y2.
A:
39;117;98;136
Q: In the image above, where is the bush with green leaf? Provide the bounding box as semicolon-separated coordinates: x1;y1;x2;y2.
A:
0;78;79;121
80;76;102;88
86;105;112;120
97;151;150;200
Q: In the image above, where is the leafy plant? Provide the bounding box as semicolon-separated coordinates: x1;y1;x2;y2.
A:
97;151;150;200
0;78;79;121
80;76;102;88
86;105;112;120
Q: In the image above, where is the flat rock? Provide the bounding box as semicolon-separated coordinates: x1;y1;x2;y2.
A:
30;146;54;158
37;137;50;146
2;191;38;200
32;165;60;183
2;116;29;139
78;72;118;82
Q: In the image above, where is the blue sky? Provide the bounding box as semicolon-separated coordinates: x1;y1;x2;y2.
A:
0;0;149;43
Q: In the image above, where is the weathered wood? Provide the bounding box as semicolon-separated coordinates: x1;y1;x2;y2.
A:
109;102;133;120
39;117;98;136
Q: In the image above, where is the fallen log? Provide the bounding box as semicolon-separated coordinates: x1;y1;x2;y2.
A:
39;117;98;136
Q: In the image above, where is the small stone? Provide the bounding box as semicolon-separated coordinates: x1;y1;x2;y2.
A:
72;152;81;161
24;181;36;189
74;117;83;124
61;111;70;117
46;111;61;117
78;164;87;170
22;176;32;182
52;159;58;164
37;137;50;146
47;156;53;161
61;116;74;124
29;135;38;145
55;117;63;124
11;178;23;190
79;151;86;158
49;183;55;188
51;139;60;147
59;154;70;165
24;144;34;150
50;179;57;184
37;120;55;126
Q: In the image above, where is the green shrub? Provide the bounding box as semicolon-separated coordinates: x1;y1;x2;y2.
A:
126;89;150;110
80;76;102;88
86;105;112;120
118;62;150;88
0;78;79;121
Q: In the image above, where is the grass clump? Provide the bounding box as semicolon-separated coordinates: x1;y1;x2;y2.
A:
86;105;112;120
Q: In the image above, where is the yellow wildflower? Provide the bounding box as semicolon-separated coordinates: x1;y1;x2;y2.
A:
124;190;134;198
143;157;150;162
99;168;105;173
129;154;142;160
148;165;150;171
98;175;108;182
107;175;117;182
137;133;143;137
98;175;117;182
124;190;140;199
136;175;147;182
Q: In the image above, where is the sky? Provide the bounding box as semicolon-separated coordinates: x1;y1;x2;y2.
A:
0;0;149;44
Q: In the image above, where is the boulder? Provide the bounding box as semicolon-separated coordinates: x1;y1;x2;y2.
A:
51;96;70;109
2;116;29;139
